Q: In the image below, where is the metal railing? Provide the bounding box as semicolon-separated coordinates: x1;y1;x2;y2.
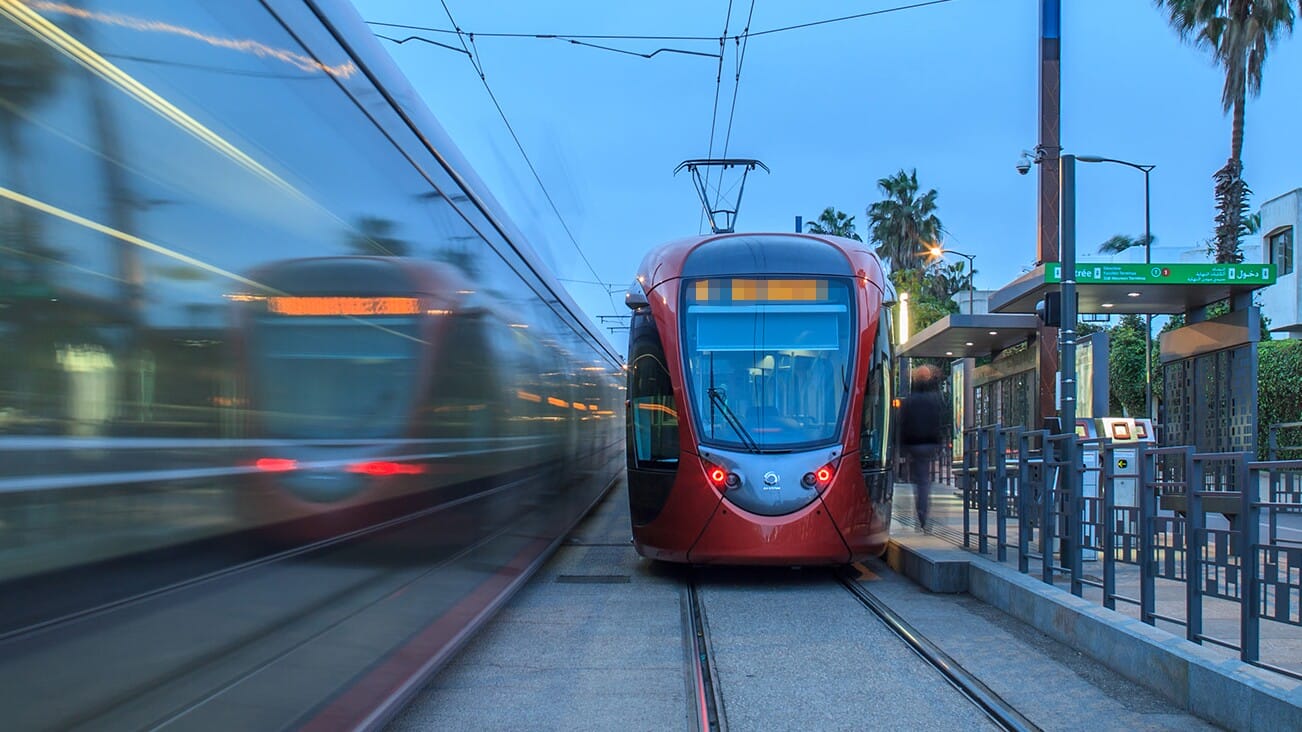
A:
955;425;1302;679
1267;421;1302;461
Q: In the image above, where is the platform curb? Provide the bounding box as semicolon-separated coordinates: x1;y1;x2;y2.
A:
887;536;1302;732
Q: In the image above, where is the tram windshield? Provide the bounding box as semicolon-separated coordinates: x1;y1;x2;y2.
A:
249;316;421;439
682;278;854;451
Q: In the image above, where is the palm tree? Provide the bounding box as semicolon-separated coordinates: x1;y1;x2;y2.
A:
1097;233;1158;255
866;169;942;272
1157;0;1296;263
805;207;862;241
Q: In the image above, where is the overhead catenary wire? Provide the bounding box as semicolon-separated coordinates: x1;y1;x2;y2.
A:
366;1;959;43
715;0;755;212
699;0;733;235
375;0;961;293
434;0;617;314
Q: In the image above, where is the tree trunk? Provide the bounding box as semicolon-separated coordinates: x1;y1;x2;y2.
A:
1230;85;1245;165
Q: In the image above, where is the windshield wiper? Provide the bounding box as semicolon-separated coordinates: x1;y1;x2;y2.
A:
707;387;760;453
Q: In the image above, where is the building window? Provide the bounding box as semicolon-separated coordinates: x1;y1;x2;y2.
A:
1268;227;1293;276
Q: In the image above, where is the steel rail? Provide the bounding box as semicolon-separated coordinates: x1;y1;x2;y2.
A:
836;570;1040;732
683;573;725;732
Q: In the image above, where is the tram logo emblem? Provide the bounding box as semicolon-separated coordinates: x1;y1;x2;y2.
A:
763;471;780;487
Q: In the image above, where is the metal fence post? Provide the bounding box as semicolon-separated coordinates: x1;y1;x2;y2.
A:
1068;432;1084;597
1241;462;1260;665
1043;435;1059;585
1186;451;1204;644
1102;439;1117;611
977;427;990;555
995;428;1008;562
1018;431;1032;574
1140;445;1156;625
963;429;974;548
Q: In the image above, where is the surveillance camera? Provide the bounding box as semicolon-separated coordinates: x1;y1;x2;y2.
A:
1016;159;1032;176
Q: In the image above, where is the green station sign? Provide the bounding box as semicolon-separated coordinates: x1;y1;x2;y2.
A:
1045;262;1276;286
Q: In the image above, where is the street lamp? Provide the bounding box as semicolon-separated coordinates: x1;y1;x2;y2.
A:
926;244;978;313
1076;155;1156;421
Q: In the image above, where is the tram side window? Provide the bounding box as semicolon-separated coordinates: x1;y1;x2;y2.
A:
628;310;678;468
861;310;894;469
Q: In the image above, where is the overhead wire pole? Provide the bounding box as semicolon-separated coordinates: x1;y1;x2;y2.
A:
1037;0;1062;427
436;0;617;313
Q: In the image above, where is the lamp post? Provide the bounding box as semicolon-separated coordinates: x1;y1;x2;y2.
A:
926;245;978;313
1076;155;1156;421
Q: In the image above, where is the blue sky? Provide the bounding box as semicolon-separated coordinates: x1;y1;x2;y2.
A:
352;0;1302;342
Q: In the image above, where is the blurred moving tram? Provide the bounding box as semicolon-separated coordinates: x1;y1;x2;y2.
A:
0;0;622;727
625;233;897;565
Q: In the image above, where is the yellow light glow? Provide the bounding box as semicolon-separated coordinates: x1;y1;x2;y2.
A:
636;403;678;418
547;397;569;408
0;186;265;289
691;278;829;302
898;292;910;343
516;390;542;403
267;297;420;316
27;2;357;77
572;403;587;411
1;1;319;209
744;279;822;301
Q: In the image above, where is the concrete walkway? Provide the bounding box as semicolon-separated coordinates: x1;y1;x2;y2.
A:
891;480;1302;678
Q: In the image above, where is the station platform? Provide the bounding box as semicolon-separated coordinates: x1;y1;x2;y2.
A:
892;482;1302;680
391;481;1243;731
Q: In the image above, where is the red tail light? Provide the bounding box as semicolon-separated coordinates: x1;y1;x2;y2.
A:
255;458;297;472
706;463;728;487
347;461;426;476
815;464;834;483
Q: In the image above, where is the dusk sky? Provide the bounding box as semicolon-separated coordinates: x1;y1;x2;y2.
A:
352;0;1302;346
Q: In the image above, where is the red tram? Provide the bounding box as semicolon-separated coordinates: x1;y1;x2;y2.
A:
233;256;617;543
625;233;896;564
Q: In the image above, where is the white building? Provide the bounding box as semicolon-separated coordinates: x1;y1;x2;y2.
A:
1255;189;1300;336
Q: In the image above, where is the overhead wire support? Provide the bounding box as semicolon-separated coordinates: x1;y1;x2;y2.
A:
555;38;719;59
676;158;769;234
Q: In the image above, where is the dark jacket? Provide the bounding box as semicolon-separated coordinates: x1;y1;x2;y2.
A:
900;386;945;446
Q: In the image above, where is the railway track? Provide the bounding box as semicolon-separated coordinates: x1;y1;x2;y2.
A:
678;566;1040;732
835;568;1040;732
682;570;725;732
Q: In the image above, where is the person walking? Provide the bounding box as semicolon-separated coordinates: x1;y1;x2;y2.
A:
900;365;945;530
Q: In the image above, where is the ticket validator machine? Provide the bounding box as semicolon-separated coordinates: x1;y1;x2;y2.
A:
1096;417;1156;508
